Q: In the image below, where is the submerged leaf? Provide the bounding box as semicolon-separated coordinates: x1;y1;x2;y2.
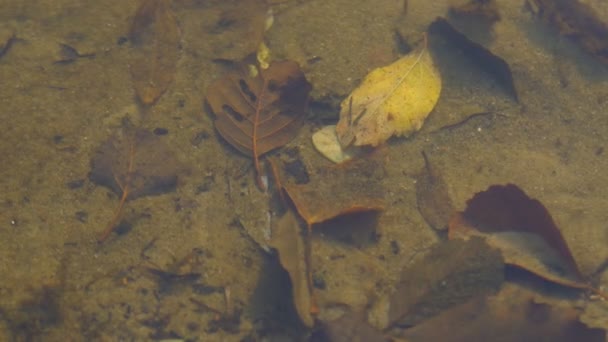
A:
528;0;608;65
449;184;583;288
206;61;311;188
205;0;269;61
282;155;385;226
387;238;504;329
400;286;605;342
129;0;180;106
336;41;441;147
320;310;386;342
415;151;454;231
89;125;181;241
429;17;518;101
269;210;314;327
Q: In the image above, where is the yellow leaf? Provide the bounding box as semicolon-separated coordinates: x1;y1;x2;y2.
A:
336;42;441;147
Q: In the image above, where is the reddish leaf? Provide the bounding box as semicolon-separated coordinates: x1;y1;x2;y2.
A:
206;61;311;188
456;184;580;278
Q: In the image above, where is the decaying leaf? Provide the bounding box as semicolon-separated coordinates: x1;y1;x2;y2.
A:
206;61;311;189
320;310;386;342
449;0;501;24
429;17;518;101
527;0;608;65
269;209;315;327
205;0;269;62
129;0;180;106
399;286;605;342
90;125;181;242
282;154;385;226
448;184;584;289
336;40;441;147
386;237;504;329
415;151;454;231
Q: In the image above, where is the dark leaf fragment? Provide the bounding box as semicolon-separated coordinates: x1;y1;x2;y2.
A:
429;17;518;101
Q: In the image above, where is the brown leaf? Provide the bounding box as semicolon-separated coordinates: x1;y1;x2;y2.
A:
415;151;454;231
399;286;605;342
387;237;504;329
89;125;181;242
206;61;311;188
269;209;315;327
282;154;385;226
449;184;584;288
129;0;180;106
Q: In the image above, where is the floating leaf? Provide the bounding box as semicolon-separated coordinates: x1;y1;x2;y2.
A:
400;286;606;342
90;125;181;242
448;184;584;288
386;238;504;329
206;61;311;188
336;40;441;147
269;209;314;327
415;151;454;231
129;0;180;106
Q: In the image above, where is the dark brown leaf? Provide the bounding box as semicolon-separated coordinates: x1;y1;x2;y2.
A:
446;184;607;295
206;61;311;188
456;184;580;277
429;17;518;101
90;125;181;242
415;151;454;231
129;0;180;106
